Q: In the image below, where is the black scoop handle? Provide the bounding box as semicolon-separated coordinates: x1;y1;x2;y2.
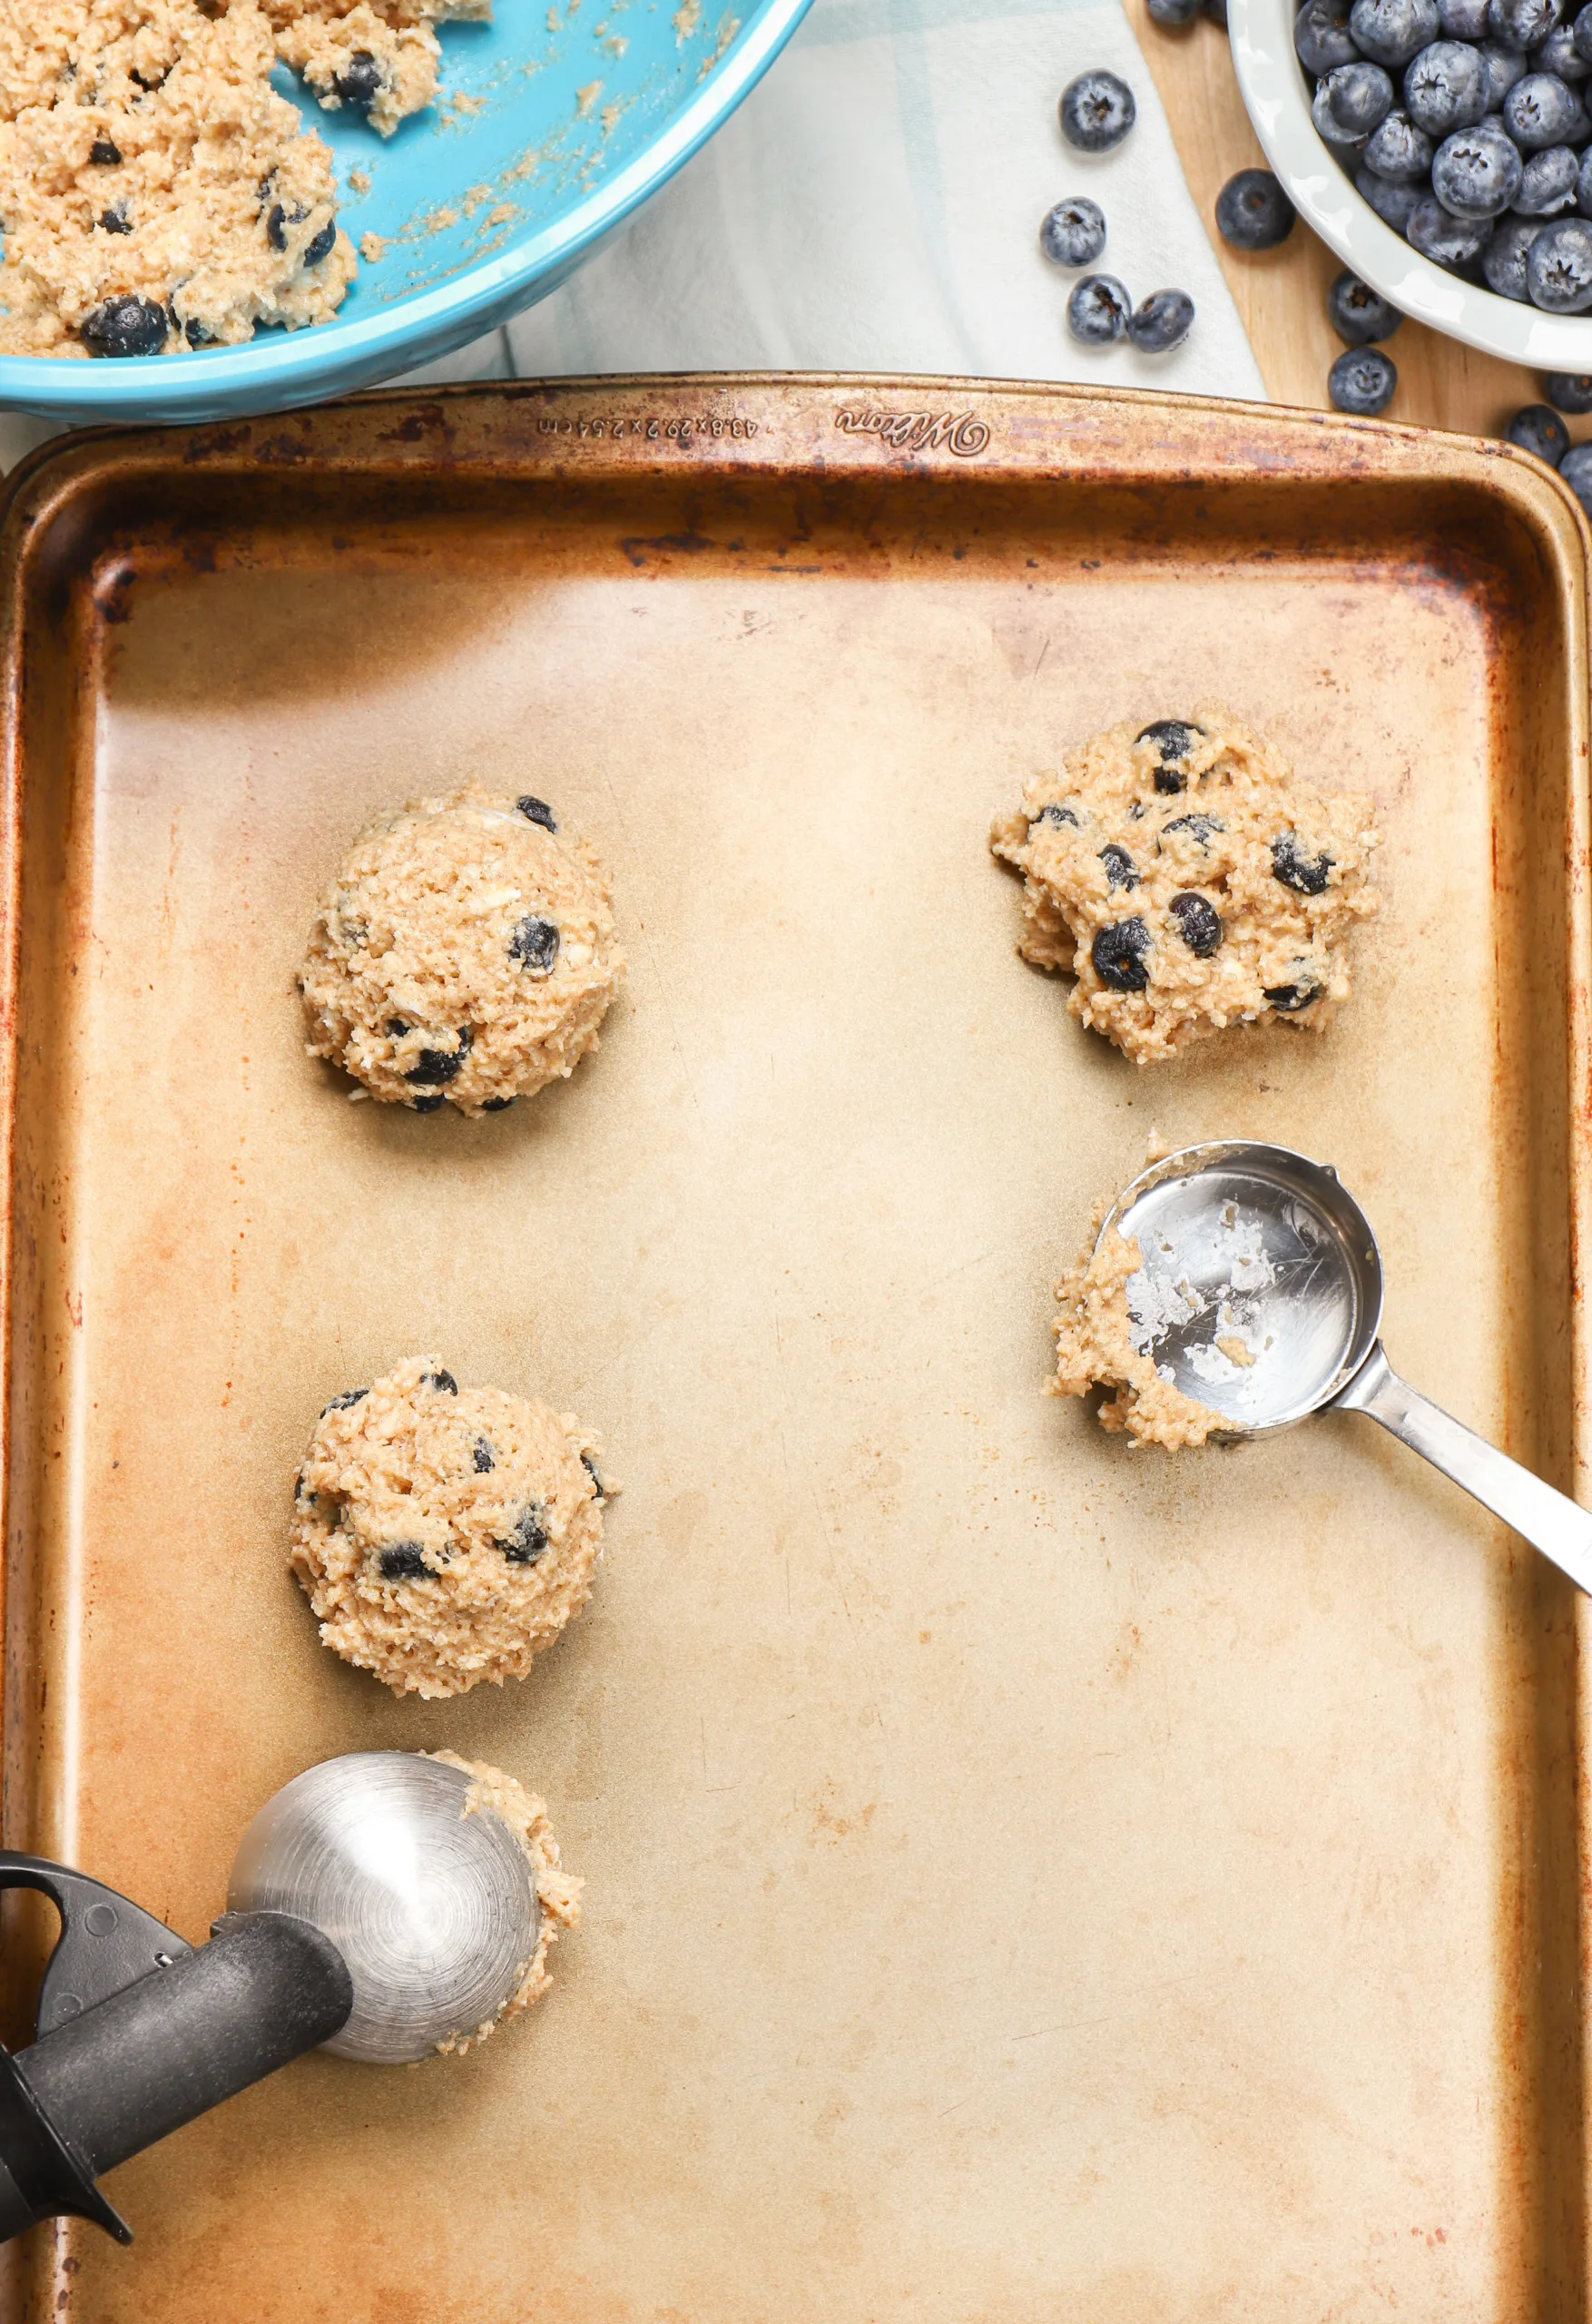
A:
0;1855;352;2244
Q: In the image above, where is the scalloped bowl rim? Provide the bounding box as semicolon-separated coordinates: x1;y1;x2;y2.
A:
0;0;813;425
1229;0;1592;367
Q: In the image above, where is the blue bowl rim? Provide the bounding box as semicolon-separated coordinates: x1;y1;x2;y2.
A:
0;0;814;423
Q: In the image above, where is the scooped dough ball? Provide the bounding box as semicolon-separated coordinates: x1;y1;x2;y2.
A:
989;710;1380;1064
290;1355;610;1699
298;787;624;1116
424;1750;582;2053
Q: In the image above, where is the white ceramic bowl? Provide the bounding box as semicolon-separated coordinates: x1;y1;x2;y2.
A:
1230;0;1592;365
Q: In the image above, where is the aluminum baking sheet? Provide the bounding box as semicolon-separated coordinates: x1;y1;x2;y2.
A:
0;378;1587;2324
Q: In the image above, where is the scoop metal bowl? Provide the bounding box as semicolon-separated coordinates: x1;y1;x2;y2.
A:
1102;1140;1592;1595
229;1752;539;2065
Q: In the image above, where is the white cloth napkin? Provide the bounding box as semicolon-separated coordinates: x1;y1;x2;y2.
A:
496;0;1267;396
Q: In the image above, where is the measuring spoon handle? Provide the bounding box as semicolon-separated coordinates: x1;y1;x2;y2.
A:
1332;1342;1592;1597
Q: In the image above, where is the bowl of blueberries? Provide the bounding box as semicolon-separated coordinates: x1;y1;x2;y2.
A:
1230;0;1592;359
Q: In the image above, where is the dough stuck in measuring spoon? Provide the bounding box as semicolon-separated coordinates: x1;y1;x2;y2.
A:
290;1355;612;1699
1052;1204;1226;1450
298;785;624;1116
990;711;1380;1065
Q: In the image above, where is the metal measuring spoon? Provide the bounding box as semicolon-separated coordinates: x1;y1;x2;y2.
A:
229;1752;538;2063
1100;1140;1592;1595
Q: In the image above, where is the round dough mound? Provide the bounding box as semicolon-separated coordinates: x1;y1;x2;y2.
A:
299;787;624;1117
424;1751;583;2054
989;711;1380;1065
290;1355;609;1699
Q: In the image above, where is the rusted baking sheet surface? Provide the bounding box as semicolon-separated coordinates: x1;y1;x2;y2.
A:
0;377;1587;2323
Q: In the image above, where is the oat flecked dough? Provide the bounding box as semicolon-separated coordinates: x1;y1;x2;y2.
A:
424;1751;582;2053
290;1356;611;1699
299;786;624;1116
0;0;486;358
990;711;1380;1065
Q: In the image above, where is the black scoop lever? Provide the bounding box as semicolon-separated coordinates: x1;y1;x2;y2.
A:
0;1852;352;2245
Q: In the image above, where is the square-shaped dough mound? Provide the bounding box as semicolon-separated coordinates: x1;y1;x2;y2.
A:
990;711;1381;1066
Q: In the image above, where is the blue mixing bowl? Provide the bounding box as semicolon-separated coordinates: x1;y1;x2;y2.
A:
0;0;811;427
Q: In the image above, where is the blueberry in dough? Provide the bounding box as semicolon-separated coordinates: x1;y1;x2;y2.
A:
1272;832;1334;892
1099;843;1139;890
406;1029;473;1086
1092;917;1153;990
509;915;560;976
322;1387;369;1414
1264;976;1328;1012
422;1368;459;1394
1168;891;1223;954
582;1452;604;1498
1136;719;1204;792
516;795;558;831
1032;802;1082;827
378;1542;436;1581
80;294;170;359
290;1355;613;1699
333;49;385;111
410;1091;447;1111
497;1503;550;1566
1161;812;1227;843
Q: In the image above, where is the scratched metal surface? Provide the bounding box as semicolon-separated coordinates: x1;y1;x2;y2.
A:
0;379;1587;2323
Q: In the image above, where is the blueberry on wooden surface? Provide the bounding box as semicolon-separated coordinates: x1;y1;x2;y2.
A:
1091;918;1152;990
1328;270;1403;340
1067;273;1132;342
1559;439;1592;507
1505;401;1571;458
1040;196;1107;267
1147;0;1203;25
1059;70;1137;151
1215;168;1296;245
79;294;169;358
1544;367;1592;406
